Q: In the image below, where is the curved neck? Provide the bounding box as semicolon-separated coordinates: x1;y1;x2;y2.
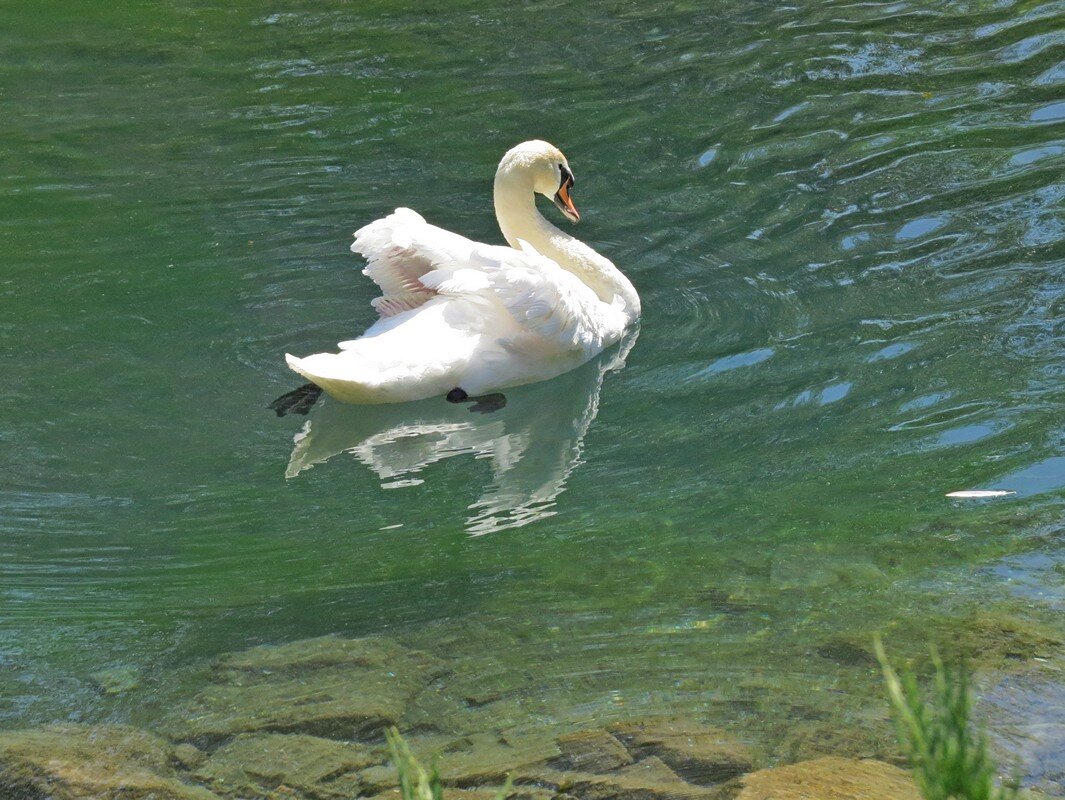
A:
493;171;640;320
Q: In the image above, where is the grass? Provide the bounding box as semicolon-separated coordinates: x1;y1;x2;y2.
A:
386;727;446;800
875;636;1019;800
386;727;512;800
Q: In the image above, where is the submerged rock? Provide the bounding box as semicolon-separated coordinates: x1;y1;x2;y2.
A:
372;788;554;800
359;719;751;800
817;611;1063;676
173;742;208;770
192;732;379;799
554;729;634;773
727;757;921;800
443;730;562;786
88;665;142;695
0;724;220;800
164;635;446;746
354;722;737;800
814;639;881;668
522;756;722;800
950;612;1063;666
215;635;425;674
357;729;562;791
609;717;754;785
776;717;900;764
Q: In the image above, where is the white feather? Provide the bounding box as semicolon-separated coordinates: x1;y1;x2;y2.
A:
945;490;1016;498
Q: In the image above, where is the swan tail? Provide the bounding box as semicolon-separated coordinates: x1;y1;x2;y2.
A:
285;353;375;404
284;352;435;405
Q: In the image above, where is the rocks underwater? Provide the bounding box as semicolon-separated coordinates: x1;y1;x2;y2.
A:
0;634;935;800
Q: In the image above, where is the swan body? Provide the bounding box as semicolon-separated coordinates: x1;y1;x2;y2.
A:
285;140;640;404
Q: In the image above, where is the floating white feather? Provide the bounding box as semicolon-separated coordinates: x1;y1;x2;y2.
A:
945;490;1016;498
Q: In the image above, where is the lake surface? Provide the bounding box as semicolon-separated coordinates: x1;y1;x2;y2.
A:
2;0;1064;784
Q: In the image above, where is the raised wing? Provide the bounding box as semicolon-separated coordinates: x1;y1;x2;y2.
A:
351;210;625;356
351;207;478;318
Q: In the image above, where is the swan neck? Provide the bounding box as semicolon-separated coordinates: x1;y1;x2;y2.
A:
493;173;544;249
493;172;640;319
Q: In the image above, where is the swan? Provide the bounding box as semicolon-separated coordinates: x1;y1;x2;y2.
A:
281;140;640;409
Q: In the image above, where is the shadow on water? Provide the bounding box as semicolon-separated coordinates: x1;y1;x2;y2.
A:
284;331;639;536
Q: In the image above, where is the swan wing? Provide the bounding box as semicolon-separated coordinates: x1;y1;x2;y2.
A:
351;207;480;318
352;210;623;357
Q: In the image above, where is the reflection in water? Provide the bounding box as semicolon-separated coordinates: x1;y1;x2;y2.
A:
285;331;638;535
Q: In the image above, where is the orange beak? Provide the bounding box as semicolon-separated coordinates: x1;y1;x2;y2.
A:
553;179;580;223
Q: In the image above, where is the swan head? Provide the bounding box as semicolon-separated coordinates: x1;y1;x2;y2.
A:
496;140;580;223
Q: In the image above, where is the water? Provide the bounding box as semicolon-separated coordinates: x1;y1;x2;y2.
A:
2;0;1064;781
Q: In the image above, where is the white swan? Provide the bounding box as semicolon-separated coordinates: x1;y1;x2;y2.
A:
283;140;640;405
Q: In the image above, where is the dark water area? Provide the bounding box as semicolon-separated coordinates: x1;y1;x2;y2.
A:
2;0;1064;788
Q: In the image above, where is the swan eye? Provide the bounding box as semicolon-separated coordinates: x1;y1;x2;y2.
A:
559;164;574;189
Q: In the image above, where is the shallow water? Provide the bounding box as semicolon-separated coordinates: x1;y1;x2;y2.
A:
2;0;1064;783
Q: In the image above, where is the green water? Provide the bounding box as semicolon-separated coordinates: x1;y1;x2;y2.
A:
2;0;1064;778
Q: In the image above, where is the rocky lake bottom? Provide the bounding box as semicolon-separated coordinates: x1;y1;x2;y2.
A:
2;622;1062;800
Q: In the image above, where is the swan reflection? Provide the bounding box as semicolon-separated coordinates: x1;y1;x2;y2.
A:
285;331;638;535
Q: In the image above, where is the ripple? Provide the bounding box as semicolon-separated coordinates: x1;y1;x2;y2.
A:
899;390;955;413
935;421;1010;447
988;456;1065;499
889;401;997;432
907;418;1016;451
695;146;719;168
1033;60;1065;85
692;347;775;379
1008;144;1065;167
867;342;915;362
818;381;852;405
1031;101;1065;122
896;215;948;240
